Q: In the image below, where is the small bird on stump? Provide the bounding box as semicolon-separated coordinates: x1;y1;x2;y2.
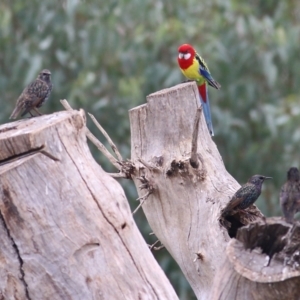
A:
10;69;53;119
222;175;272;216
280;167;300;223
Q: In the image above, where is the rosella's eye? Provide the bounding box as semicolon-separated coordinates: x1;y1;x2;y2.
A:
183;53;191;60
178;53;184;59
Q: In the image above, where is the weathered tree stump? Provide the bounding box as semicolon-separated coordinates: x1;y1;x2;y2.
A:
128;82;300;299
2;82;300;300
0;110;178;299
211;218;300;300
128;82;259;299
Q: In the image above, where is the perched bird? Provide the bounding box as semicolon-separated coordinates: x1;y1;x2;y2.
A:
280;167;300;223
177;44;221;136
10;69;53;119
222;175;272;215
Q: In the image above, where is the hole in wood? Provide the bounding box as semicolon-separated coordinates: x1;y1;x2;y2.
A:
224;217;300;271
220;208;262;237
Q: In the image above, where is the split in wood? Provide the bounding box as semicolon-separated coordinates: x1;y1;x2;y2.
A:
190;108;201;169
0;145;60;166
40;147;60;161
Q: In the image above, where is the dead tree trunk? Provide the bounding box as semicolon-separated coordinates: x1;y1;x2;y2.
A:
129;82;240;299
0;110;178;299
210;218;300;300
128;82;300;299
2;82;300;300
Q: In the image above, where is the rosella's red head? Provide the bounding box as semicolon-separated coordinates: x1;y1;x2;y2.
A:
177;44;196;69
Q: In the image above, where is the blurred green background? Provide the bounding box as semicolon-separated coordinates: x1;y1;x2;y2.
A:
1;0;300;298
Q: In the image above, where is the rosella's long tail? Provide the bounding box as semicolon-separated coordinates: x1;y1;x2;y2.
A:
198;84;214;136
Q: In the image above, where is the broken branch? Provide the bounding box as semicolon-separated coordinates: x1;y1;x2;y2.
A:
88;112;123;162
132;191;151;215
190;108;201;169
60;99;121;171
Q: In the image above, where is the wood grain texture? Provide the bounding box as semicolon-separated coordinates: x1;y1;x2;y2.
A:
211;218;300;300
0;110;178;300
129;82;241;299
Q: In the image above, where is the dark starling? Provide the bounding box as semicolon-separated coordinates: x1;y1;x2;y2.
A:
280;167;300;223
9;69;53;119
222;175;272;215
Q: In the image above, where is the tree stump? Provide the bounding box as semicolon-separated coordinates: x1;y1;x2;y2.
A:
0;110;178;299
128;82;300;299
2;82;300;300
129;82;245;299
210;218;300;300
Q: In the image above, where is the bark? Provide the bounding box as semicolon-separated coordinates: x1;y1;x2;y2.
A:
0;110;178;299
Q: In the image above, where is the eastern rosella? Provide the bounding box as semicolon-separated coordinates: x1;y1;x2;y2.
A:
177;44;221;136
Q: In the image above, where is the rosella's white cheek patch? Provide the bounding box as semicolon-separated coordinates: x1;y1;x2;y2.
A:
184;53;191;60
178;53;184;59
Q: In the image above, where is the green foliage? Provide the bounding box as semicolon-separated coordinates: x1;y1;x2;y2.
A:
1;0;300;298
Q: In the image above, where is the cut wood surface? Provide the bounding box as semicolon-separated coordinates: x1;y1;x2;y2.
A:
0;110;178;300
211;218;300;300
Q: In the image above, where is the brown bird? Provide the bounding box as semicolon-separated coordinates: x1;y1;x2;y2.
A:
280;167;300;223
9;69;53;119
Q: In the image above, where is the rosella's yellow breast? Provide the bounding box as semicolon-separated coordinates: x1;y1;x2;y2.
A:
180;58;206;85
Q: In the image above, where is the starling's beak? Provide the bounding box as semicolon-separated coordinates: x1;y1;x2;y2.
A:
264;176;272;180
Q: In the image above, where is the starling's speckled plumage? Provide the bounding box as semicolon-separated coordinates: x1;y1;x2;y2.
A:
223;175;272;215
280;167;300;223
9;69;53;119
